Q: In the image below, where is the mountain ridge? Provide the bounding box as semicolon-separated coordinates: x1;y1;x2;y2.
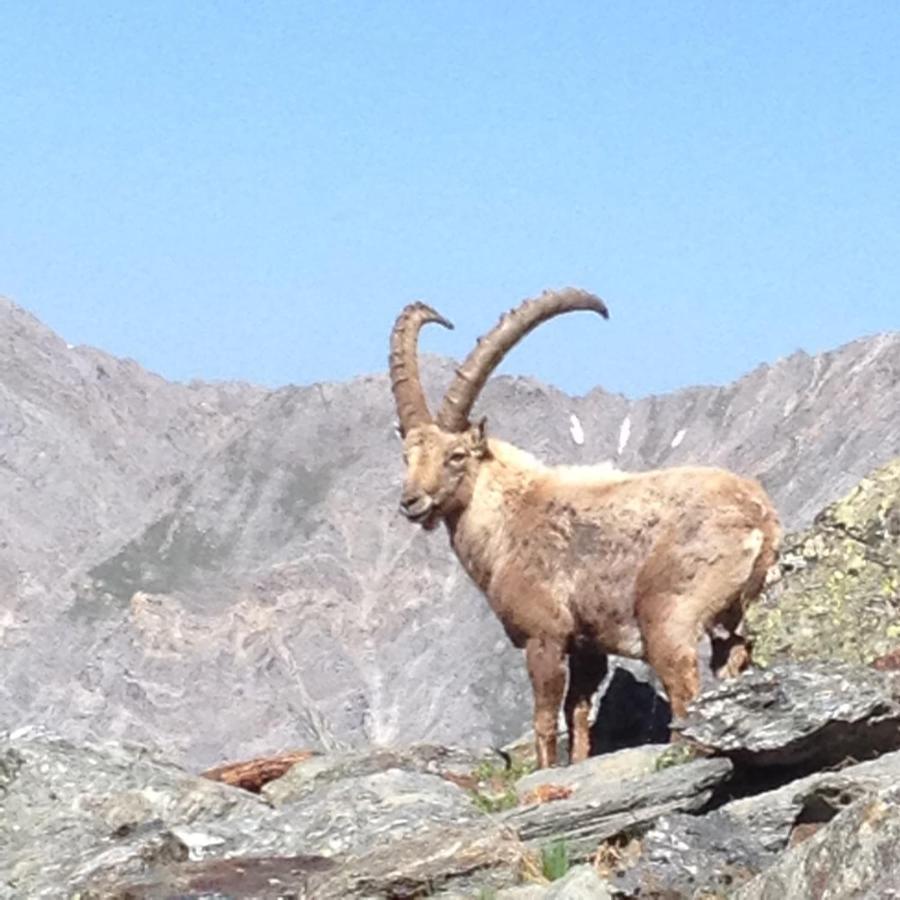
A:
1;297;899;766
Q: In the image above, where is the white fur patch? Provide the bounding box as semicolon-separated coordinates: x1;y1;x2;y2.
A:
553;459;627;486
743;528;764;556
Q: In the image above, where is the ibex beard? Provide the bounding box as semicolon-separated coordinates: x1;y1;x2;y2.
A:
390;289;780;768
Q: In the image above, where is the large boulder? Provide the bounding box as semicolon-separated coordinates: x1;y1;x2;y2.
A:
501;755;733;857
676;660;900;769
733;784;900;899
748;456;900;666
607;748;900;898
0;730;507;898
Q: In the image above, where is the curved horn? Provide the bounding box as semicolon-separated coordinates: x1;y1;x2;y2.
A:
436;288;608;432
389;302;454;435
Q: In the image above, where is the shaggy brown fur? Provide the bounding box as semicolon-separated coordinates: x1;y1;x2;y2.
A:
390;290;781;768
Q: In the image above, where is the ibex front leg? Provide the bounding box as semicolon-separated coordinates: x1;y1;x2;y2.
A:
525;637;567;768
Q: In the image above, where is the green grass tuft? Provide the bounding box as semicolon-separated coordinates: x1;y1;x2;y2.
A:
541;839;570;881
468;754;536;814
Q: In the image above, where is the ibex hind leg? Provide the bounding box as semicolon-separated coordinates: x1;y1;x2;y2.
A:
639;529;769;719
564;645;608;764
707;526;774;679
638;601;702;720
708;602;753;679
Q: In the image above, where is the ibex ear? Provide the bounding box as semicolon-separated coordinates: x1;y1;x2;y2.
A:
472;417;489;457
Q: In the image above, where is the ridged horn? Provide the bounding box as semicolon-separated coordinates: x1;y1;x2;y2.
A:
436;288;608;432
389;302;454;436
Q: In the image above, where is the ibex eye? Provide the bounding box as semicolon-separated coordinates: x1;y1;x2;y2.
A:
448;450;467;464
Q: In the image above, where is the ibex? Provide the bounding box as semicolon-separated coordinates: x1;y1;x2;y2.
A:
389;289;780;768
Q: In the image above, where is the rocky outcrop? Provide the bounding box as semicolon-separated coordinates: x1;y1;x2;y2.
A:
676;660;900;768
502;756;733;857
6;658;900;898
733;784;900;900
609;749;900;897
748;456;900;666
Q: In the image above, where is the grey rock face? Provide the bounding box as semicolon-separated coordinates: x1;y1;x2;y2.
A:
10;663;900;899
723;746;900;852
263;743;501;806
0;728;313;898
0;729;510;899
0;297;264;590
514;745;670;800
605;710;900;896
2;297;900;768
610;811;771;898
677;661;900;768
733;784;900;900
598;753;900;898
502;757;733;856
276;768;479;857
543;865;613;899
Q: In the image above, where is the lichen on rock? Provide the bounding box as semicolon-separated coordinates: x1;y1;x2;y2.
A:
748;456;900;666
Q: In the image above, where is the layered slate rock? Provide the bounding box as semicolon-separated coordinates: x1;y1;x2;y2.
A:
277;768;481;857
501;756;733;857
0;729;313;897
609;811;771;898
733;784;900;899
513;745;671;802
1;726;739;898
722;746;900;852
262;743;501;805
0;731;502;898
608;749;900;897
676;660;900;768
748;456;900;666
114;822;529;900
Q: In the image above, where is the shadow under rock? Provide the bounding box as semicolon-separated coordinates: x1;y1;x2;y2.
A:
590;667;672;755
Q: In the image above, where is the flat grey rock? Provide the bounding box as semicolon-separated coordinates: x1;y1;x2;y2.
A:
515;745;669;799
264;742;498;805
678;660;900;767
278;767;478;857
545;865;613;898
0;729;310;898
502;757;733;856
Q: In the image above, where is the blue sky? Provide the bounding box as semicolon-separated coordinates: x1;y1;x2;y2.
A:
1;2;897;398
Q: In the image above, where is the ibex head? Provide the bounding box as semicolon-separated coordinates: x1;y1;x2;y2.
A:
389;289;609;530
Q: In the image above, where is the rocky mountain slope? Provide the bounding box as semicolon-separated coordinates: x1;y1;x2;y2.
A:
1;297;899;767
5;460;900;898
5;659;900;898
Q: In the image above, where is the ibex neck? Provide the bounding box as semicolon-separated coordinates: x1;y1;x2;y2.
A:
445;440;538;592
